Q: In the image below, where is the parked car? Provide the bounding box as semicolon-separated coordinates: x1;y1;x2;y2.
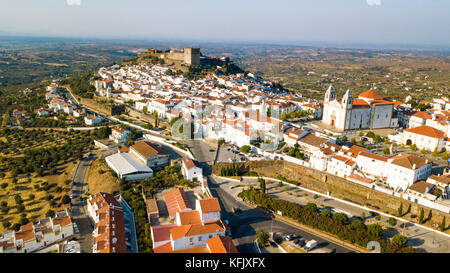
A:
304;240;318;252
297;239;306;247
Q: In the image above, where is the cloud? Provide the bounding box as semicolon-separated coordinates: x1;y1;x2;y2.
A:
67;0;81;6
366;0;381;6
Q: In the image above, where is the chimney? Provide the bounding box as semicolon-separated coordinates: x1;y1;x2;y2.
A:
413;163;416;170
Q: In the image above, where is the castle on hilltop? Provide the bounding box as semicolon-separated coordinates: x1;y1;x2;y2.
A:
148;47;201;66
322;85;398;131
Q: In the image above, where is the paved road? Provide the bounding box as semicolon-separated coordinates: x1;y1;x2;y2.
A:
70;154;95;253
233;176;450;253
186;139;354;253
209;176;355;253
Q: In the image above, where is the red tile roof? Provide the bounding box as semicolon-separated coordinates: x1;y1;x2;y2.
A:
358;90;385;100
405;125;446;139
207;236;239;253
198;198;221;213
163;188;192;218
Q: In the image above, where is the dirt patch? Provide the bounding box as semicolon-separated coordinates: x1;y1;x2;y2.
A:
86;158;120;195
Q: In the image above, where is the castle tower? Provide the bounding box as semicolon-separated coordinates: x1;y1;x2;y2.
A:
183;47;201;66
342;89;353;109
324;85;336;103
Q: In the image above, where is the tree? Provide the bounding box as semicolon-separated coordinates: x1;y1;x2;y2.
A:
442;152;449;161
142;106;148;114
368;224;384;238
418;208;424;224
350;138;356;145
392;234;408;247
62;195;71;204
388;217;397;226
256;229;269;247
46;209;55;218
383;147;390;155
333;213;348;225
305;202;318;212
440;216;446;232
321;209;332;217
351;220;366;230
398;203;403;217
279;112;287;121
431;147;439;157
258;178;266;193
241;145;251;154
342;135;348;142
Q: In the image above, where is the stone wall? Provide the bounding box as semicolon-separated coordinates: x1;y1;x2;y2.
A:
214;160;449;230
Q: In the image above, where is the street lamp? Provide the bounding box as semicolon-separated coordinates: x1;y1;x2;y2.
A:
433;223;439;246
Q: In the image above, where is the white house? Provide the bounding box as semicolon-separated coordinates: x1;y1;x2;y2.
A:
181;158;203;182
327;155;357;179
84;115;103;126
355;151;389;180
195;198;221;224
386;153;432;191
401;125;446;152
110;126;131;144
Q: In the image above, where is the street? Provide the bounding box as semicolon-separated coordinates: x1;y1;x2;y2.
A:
186;138;355;253
209;176;355;253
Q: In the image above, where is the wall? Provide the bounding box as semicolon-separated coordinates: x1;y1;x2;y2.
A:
214;160;450;227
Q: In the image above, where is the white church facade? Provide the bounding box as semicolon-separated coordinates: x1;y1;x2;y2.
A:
322;85;398;131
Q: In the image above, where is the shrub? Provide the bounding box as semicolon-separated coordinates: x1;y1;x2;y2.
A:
388;217;397;226
257;229;270;247
305;202;318;212
392;234;408;247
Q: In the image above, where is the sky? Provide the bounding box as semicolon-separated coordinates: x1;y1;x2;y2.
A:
0;0;449;48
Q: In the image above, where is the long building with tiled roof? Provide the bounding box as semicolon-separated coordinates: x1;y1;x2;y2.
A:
87;192;127;253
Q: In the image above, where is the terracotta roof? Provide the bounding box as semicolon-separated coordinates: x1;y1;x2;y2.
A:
182;158;201;170
412;111;433;119
172;246;210;253
348;174;373;184
206;236;239;253
198;198;221;213
151;224;177;243
408;180;434;194
428;174;450;185
163;188;192;218
358;151;389;162
405;125;445;139
358;90;385;100
14;223;35;242
298;134;328;148
170;221;226;241
131;141;167;158
389;153;431;170
145;198;159;214
177;210;202;225
153;242;173;253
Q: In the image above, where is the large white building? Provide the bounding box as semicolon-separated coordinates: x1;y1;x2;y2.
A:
385;153;432;191
129;141;170;170
401;125;446;152
105;152;154;181
322;86;398;131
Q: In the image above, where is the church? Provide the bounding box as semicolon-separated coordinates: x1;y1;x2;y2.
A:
322;85;398;131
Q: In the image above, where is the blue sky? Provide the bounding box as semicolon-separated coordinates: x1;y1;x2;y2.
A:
1;0;449;47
